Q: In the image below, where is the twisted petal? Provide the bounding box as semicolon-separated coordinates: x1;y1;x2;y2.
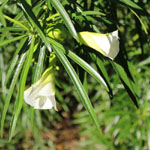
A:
78;30;119;60
24;68;57;110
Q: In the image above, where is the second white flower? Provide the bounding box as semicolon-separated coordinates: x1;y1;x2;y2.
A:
24;67;57;110
78;30;120;60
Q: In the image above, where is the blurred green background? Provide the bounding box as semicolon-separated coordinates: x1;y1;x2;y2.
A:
0;0;150;149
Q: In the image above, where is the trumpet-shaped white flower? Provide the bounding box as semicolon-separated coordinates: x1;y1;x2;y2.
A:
78;30;119;60
24;67;57;110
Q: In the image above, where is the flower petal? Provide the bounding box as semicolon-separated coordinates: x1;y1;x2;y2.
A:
78;30;119;60
33;96;57;110
24;68;57;110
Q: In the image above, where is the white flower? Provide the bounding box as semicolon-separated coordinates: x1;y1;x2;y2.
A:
24;67;57;110
78;30;119;60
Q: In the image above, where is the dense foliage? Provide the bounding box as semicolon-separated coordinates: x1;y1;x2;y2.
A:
0;0;150;149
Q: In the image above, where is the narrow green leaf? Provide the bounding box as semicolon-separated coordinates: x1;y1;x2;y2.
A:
27;0;32;6
0;27;26;32
20;0;52;52
0;53;27;137
4;15;30;32
0;53;6;95
81;11;106;16
29;45;46;131
138;57;150;67
9;36;35;142
52;44;108;143
120;0;143;10
33;45;46;83
47;38;108;91
5;37;28;88
12;11;24;27
13;37;28;57
4;55;18;86
68;51;108;90
0;35;27;47
96;56;112;96
83;72;88;93
32;1;44;16
112;61;138;107
0;0;9;27
147;119;150;150
50;0;78;40
0;10;6;27
130;8;148;34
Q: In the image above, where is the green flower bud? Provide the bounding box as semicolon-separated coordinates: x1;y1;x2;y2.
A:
46;23;68;43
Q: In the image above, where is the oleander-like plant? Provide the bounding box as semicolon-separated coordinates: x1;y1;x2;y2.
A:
0;0;150;149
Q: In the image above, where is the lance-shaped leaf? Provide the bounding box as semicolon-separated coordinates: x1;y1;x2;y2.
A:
50;0;78;40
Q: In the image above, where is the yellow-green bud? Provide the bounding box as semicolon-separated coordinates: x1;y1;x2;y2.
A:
46;23;68;43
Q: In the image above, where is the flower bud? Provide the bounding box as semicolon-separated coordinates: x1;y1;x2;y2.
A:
47;23;68;43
